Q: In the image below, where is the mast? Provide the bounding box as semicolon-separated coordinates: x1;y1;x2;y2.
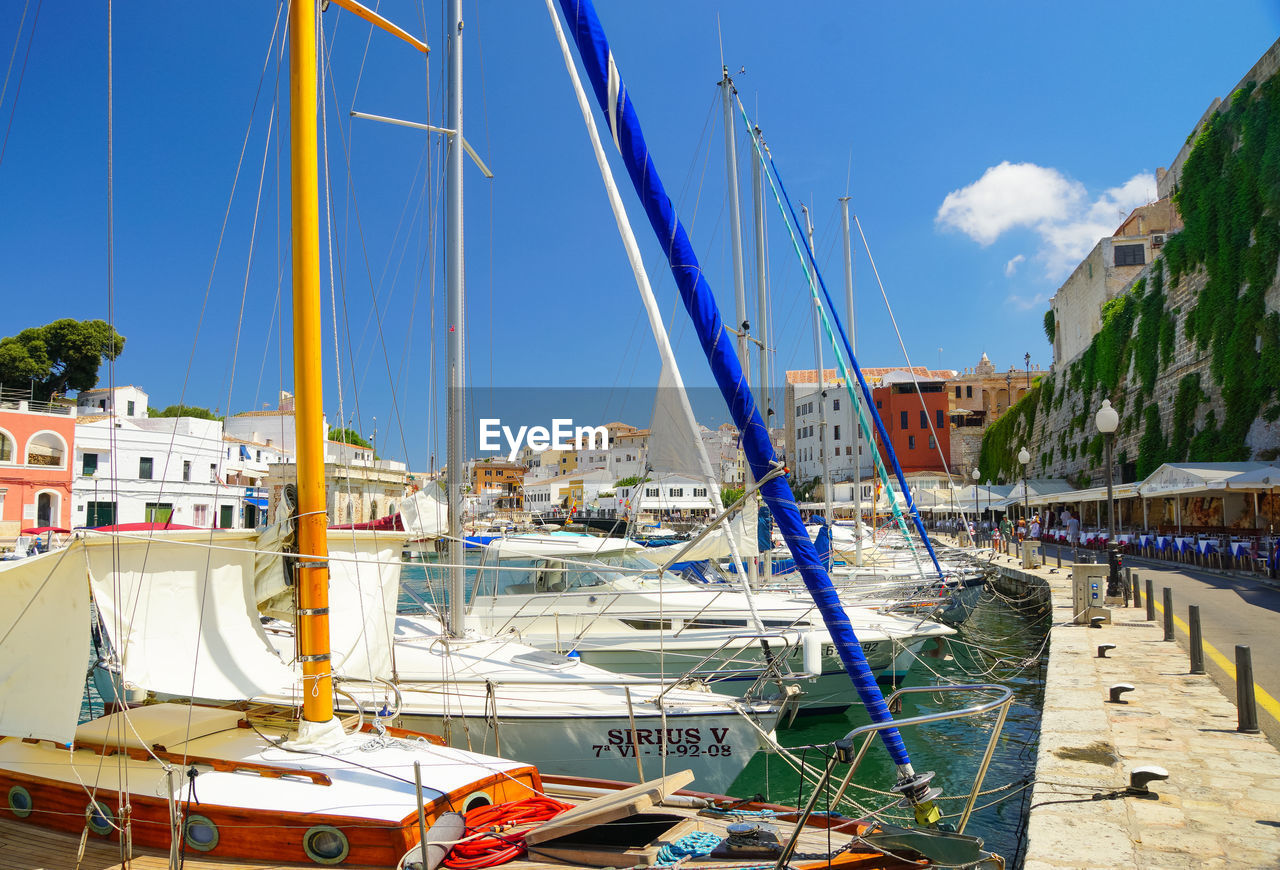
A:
446;0;466;637
290;0;334;728
719;67;756;587
802;205;833;526
751;126;771;580
840;196;861;566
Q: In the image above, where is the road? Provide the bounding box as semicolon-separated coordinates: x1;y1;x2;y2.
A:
1040;541;1280;750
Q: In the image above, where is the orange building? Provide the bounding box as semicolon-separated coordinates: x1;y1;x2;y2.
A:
871;371;951;474
0;395;76;535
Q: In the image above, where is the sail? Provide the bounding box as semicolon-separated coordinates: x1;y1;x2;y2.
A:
554;0;911;770
0;547;91;744
325;531;405;681
400;488;450;539
87;530;298;702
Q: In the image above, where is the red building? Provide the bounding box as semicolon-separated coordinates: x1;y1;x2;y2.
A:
871;371;951;474
0;394;76;535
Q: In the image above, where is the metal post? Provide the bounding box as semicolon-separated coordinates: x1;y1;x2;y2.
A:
840;196;862;567
1188;605;1205;674
751;126;772;582
1162;587;1174;642
1236;645;1260;734
1132;572;1141;608
1145;579;1155;622
446;0;467;637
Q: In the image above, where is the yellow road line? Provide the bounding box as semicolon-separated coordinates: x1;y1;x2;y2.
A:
1152;596;1280;722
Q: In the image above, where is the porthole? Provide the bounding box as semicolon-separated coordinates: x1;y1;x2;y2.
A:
7;785;32;818
303;824;350;864
463;791;492;811
86;800;114;836
183;814;219;852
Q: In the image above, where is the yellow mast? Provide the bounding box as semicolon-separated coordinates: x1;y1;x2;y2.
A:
289;0;333;725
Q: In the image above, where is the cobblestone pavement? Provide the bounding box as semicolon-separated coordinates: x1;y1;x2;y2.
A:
997;556;1280;869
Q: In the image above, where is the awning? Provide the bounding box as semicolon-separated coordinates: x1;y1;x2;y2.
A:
243;496;268;509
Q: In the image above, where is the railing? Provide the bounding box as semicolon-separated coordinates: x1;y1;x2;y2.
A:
775;682;1014;867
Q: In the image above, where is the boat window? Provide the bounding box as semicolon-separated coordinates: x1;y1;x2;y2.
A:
481;559;536;596
303;825;350;863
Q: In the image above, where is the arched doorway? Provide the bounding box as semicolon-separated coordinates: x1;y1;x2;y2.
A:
36;491;57;527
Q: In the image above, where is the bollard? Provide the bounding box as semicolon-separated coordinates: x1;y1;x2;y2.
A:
1188;605;1206;675
1056;545;1062;571
1162;587;1174;641
1145;579;1155;622
1122;564;1131;608
1236;645;1260;734
1132;572;1142;608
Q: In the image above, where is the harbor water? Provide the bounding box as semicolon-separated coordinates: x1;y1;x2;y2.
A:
729;588;1049;866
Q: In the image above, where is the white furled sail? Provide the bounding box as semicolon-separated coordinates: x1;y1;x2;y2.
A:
326;531;405;681
400;488;449;539
86;530;298;701
0;547;91;744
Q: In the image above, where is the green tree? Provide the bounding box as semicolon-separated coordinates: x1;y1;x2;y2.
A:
328;426;372;448
720;486;745;508
0;319;125;400
149;404;219;420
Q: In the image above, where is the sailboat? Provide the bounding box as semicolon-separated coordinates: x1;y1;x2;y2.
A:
0;3;550;863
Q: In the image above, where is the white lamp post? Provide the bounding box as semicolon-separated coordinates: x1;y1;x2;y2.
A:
971;467;980;545
1095;399;1122;600
1017;446;1031;524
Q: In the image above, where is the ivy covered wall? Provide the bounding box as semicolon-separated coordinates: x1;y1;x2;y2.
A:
980;76;1280;485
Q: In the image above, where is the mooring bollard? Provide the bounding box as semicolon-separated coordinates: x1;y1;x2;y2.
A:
1236;645;1260;734
1132;571;1142;607
1188;605;1205;675
1162;587;1174;642
1145;579;1155;622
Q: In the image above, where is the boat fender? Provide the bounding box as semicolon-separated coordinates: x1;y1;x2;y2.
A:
400;811;465;870
801;631;822;677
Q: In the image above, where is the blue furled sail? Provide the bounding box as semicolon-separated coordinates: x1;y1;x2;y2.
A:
556;0;913;771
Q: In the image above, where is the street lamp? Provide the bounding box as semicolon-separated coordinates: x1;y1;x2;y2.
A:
971;467;981;546
1017;446;1030;524
1095;399;1122;601
1024;352;1031;389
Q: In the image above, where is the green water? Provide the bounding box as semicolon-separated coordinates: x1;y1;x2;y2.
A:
729;591;1048;867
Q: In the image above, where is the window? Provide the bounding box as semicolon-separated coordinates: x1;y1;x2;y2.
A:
86;501;116;527
144;502;174;523
82;453;98;476
796;405;803;417
899;411;908;429
127;400;135;416
1114;243;1145;267
936;409;945;429
833;399;840;411
876;400;882;409
693;487;707;498
955;386;961;398
645;487;660;498
193;504;209;526
920;410;928;429
669;488;683;498
210;464;218;482
833;425;841;440
908;435;916;450
139;457;154;480
0;433;11;463
183;461;191;482
25;432;65;467
928;435;936;450
966;385;973;399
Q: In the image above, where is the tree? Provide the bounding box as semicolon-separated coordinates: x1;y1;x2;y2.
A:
0;319;125;401
329;427;372;449
150;404;219;420
720;486;745;508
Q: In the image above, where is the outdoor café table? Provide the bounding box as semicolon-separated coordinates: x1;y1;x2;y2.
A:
1175;536;1194;561
1156;535;1173;559
1138;533;1153;554
1196;537;1219;567
1116;533;1133;550
1229;539;1251;567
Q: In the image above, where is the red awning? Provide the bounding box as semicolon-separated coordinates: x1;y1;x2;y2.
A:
21;526;70;535
330;513;405;531
90;522;202;532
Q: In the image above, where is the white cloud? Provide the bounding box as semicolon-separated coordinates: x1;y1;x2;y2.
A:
936;163;1157;280
1006;291;1050;312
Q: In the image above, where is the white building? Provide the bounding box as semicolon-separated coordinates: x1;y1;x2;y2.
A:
71;414;257;528
76;385;149;419
615;473;718;517
523;468;615;513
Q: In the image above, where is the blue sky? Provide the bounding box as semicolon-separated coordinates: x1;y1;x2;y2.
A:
1;2;1277;469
